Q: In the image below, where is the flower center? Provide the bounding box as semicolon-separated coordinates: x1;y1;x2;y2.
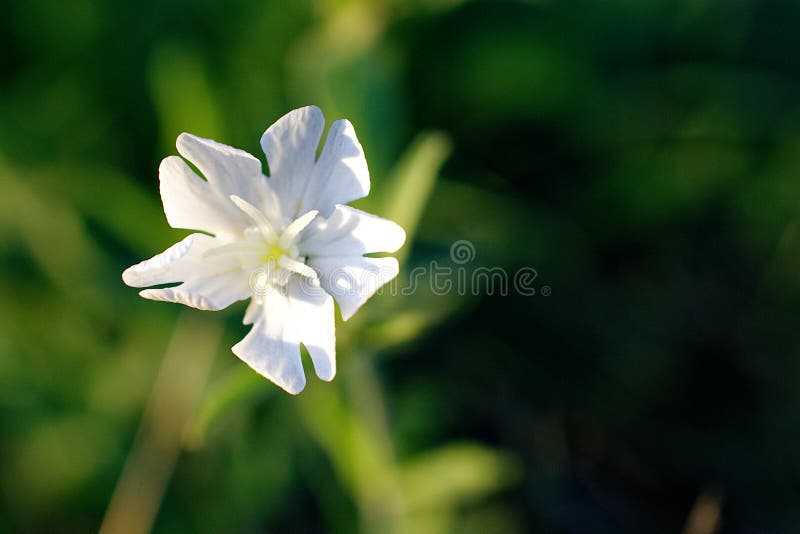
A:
213;195;320;294
262;242;288;264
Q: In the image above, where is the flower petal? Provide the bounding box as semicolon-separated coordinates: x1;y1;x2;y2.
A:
309;256;399;321
260;106;325;220
138;275;249;311
121;234;196;287
288;277;336;381
176;133;282;223
260;108;371;219
122;233;250;311
298;205;406;258
159;156;247;236
300;119;370;218
232;287;306;394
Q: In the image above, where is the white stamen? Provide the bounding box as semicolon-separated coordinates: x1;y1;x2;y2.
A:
230;195;279;243
278;255;318;279
279;210;318;250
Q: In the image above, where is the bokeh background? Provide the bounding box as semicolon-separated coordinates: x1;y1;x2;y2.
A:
3;0;800;532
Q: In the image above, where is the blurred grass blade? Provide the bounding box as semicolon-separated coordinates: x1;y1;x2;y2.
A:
379;131;451;264
285;1;388;117
0;164;113;315
297;382;403;528
37;165;176;254
359;291;464;351
183;365;272;450
398;443;520;513
100;312;220;534
149;42;223;150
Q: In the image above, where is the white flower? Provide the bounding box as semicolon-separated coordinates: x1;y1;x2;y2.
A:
122;106;406;394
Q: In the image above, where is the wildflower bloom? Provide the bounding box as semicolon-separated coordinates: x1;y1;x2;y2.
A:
123;106;405;394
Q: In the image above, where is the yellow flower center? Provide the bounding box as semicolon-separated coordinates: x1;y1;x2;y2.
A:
261;242;287;264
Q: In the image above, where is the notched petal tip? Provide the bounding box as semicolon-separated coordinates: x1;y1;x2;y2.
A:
396;224;407;245
175;131;194;148
340;307;357;322
318;256;399;322
121;267;136;286
385;221;407;253
315;365;336;382
157;154;185;176
297;104;323;115
177;132;261;161
230;343;307;395
284;382;306;395
262;106;325;139
290;105;323;120
242;300;260;325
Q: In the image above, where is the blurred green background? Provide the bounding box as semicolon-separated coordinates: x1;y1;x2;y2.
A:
2;0;800;532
